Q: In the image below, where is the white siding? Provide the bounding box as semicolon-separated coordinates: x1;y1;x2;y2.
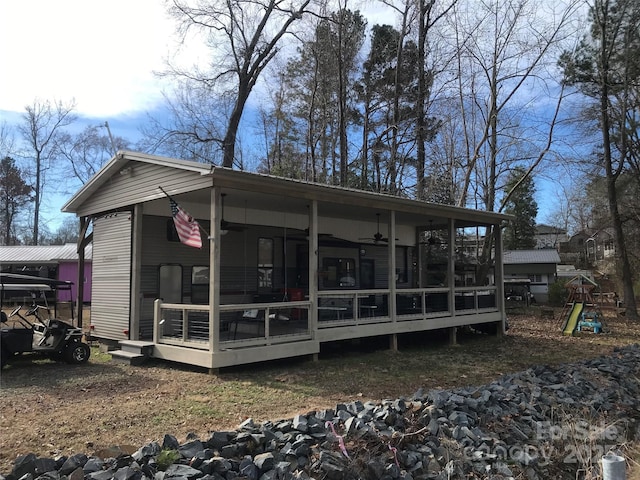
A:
91;212;133;340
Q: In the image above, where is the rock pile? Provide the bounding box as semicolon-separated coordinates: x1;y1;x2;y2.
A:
3;344;640;480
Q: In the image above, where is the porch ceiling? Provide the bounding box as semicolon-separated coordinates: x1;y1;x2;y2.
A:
179;187;498;230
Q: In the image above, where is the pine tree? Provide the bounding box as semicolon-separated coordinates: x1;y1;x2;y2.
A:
503;167;538;250
0;157;33;245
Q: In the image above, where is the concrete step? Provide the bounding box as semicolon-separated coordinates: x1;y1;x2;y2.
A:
118;340;155;356
110;349;148;366
111;340;155;365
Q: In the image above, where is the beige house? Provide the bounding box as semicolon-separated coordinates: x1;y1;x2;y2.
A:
63;151;510;370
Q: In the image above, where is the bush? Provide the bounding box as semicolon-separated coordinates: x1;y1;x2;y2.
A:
156;449;181;471
548;280;568;307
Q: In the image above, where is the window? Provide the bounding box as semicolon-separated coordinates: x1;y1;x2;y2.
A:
258;238;274;290
529;274;542;283
167;219;180;242
322;258;356;288
191;266;209;304
192;266;209;284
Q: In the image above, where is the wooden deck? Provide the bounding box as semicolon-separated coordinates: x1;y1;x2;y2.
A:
150;286;504;369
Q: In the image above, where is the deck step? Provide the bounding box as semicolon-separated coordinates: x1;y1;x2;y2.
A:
111;340;155;365
110;350;148;366
119;340;155;355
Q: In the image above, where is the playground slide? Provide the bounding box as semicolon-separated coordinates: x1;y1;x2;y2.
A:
562;302;584;336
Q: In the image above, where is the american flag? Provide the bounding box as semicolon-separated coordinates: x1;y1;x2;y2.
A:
170;198;202;248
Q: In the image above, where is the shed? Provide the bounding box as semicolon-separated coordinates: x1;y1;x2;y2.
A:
0;243;92;304
62;151;510;369
503;249;560;303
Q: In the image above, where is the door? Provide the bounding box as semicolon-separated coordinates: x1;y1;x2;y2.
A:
91;212;132;340
360;259;375;289
159;264;183;303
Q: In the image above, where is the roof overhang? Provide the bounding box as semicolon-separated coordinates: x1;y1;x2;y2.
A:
62;151;511;228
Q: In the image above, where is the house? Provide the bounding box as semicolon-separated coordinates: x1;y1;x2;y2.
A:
503;249;561;303
62;151;511;370
0;243;92;305
559;229;616;272
534;224;568;250
585;229;616;264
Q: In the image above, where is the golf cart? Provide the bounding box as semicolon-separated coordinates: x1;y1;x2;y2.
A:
1;274;90;369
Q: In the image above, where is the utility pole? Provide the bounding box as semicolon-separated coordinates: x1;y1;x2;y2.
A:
103;121;118;156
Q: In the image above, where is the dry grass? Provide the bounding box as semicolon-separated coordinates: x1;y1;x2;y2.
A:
1;307;640;476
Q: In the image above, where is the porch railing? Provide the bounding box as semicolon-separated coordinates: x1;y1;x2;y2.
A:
154;302;211;349
153;286;497;349
154;300;312;349
317;286;497;327
218;300;311;347
454;287;498;312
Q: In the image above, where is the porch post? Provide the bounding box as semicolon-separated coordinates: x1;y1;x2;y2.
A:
494;223;506;335
309;200;318;355
448;218;456;321
417;225;423;288
210;187;222;353
388;211;397;321
130;204;143;340
75;216;92;329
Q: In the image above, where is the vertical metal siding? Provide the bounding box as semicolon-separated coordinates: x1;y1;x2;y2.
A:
91;212;133;341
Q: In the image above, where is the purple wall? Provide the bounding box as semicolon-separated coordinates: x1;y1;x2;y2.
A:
58;262;92;303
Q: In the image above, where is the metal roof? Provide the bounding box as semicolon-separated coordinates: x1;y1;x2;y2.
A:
0;243;92;264
535;224;567;235
62;150;512;227
503;249;561;265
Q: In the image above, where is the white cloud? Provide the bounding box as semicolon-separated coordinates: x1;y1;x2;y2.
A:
0;0;178;117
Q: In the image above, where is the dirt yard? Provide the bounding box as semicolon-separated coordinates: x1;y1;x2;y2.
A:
2;308;640;477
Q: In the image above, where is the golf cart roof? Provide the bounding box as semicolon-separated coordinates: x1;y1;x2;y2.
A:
0;283;53;291
0;273;73;290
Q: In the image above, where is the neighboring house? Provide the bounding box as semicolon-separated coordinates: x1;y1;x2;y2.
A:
62;151;511;370
559;228;616;272
585;229;616;263
503;249;561;303
534;224;568;250
0;243;92;304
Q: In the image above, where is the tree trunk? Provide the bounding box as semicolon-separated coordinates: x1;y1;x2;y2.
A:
597;0;638;319
222;84;250;168
416;0;427;200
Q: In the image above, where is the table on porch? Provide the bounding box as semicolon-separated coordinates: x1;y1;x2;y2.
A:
318;306;348;320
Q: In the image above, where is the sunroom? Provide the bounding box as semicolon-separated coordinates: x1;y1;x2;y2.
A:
63;151;509;369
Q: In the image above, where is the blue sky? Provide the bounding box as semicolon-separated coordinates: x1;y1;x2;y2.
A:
0;0;571;231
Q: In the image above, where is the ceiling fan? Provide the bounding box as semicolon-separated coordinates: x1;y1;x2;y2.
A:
359;213;389;244
220;194;246;233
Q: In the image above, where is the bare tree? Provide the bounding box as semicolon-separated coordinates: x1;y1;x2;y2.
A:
426;0;580;282
560;0;640;319
0;122;16;158
57;124;130;185
162;0;313;168
445;0;580;210
18;99;76;245
415;0;456;200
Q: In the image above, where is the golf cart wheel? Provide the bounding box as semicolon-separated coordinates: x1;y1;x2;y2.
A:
65;343;90;364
